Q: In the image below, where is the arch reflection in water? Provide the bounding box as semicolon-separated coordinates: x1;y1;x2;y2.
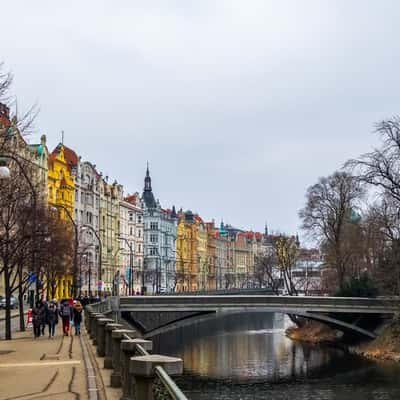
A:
152;311;347;381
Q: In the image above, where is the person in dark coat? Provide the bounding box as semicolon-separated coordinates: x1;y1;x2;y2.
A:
41;300;48;336
59;299;72;336
73;301;83;335
32;301;45;338
47;301;58;338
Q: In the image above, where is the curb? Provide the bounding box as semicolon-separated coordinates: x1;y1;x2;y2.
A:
80;331;100;400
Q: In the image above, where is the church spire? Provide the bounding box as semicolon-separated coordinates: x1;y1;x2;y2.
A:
142;162;157;209
144;162;152;192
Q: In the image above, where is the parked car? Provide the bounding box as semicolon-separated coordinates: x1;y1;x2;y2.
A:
0;295;18;310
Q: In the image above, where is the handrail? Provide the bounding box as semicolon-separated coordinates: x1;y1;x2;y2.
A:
154;366;188;400
122;333;188;400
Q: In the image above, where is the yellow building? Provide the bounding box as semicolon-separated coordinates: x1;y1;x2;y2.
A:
196;216;208;290
176;211;198;292
48;144;76;298
206;222;217;290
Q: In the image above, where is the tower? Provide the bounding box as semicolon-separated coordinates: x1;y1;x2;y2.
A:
142;163;157;209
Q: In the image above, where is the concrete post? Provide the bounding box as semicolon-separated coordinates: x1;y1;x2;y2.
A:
96;318;115;357
110;329;137;388
84;308;92;332
129;355;183;400
104;323;123;369
120;339;153;400
91;314;104;344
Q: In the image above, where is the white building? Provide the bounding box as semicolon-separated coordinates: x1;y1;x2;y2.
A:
119;193;144;295
70;158;101;296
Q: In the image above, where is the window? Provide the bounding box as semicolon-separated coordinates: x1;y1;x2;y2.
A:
137;215;142;224
137;229;141;238
129;212;134;222
75;189;79;202
130;227;133;236
149;247;157;255
150;222;158;230
138;244;142;253
150;234;158;243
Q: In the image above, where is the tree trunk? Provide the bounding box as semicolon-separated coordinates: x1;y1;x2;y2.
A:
4;267;12;340
18;265;25;331
18;289;25;331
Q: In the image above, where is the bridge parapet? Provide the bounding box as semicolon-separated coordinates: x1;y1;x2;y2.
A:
119;295;399;314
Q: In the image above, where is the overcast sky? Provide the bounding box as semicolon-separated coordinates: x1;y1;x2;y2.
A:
2;1;399;237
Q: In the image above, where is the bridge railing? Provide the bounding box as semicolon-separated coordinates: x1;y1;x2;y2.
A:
118;294;399;314
85;302;188;400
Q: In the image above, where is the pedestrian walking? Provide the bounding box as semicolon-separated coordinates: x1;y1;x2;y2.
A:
32;301;45;338
73;301;83;335
41;299;48;336
59;299;72;336
47;301;58;338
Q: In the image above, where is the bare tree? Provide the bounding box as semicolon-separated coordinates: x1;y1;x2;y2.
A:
254;252;280;291
0;62;13;102
299;171;364;290
273;235;299;296
346;117;400;204
0;156;35;339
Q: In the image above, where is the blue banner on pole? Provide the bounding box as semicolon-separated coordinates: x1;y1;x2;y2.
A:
28;272;37;284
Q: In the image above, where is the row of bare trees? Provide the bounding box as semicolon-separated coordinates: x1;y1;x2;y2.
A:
298;118;400;296
0;63;73;340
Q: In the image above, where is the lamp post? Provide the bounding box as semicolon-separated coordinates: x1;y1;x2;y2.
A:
81;224;102;297
0;154;38;300
118;236;134;295
49;203;78;298
141;258;146;295
78;252;87;297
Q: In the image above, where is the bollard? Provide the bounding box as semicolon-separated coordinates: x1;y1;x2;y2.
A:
96;318;115;357
120;339;153;400
110;329;137;387
129;355;183;400
104;323;123;369
90;313;104;343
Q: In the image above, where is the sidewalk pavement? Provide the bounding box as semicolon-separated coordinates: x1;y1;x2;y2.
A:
0;323;91;400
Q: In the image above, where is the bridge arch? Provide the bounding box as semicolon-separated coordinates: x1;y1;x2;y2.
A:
125;309;377;339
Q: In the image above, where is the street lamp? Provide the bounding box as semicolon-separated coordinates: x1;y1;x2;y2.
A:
118;235;134;296
81;224;102;297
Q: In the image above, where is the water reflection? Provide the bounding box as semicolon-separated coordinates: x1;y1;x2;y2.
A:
153;312;350;381
152;312;400;400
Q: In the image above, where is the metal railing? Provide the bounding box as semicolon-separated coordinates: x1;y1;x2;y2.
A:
123;333;188;400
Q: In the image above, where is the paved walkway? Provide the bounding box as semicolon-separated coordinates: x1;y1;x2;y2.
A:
0;324;90;400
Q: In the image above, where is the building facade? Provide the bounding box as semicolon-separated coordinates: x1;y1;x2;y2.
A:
99;179;123;294
48;144;76;298
142;166;177;294
70;159;101;296
119;193;144;295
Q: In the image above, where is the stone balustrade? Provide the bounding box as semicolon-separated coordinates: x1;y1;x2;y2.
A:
85;303;187;400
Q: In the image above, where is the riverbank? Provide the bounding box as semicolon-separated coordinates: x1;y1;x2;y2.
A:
354;314;400;362
286;320;343;344
286;315;400;363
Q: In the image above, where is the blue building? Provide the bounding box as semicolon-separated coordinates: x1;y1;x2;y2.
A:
142;165;177;293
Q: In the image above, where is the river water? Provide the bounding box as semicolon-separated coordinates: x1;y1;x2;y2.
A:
152;312;400;400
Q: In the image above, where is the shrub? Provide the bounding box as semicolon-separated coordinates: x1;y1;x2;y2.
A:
335;273;378;298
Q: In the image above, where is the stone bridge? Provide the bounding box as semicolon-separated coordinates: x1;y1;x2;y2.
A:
117;295;399;339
